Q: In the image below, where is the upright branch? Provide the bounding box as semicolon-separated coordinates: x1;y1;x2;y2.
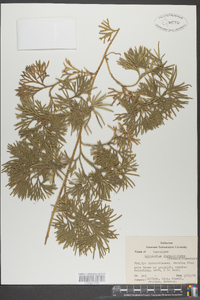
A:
2;19;191;259
44;20;120;247
44;124;83;245
91;21;120;86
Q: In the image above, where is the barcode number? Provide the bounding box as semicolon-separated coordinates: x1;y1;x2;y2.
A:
78;273;107;284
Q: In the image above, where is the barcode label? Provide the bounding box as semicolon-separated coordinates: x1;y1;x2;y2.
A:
77;273;108;284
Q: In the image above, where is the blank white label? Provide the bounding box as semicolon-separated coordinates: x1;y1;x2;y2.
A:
17;18;76;50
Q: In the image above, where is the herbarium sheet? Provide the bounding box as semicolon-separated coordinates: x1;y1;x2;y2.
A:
1;4;197;284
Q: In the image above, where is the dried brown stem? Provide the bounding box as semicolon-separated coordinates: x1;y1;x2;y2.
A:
44;28;120;244
44;125;83;244
91;28;120;87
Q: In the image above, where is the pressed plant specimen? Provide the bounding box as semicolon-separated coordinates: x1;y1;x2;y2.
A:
2;19;191;258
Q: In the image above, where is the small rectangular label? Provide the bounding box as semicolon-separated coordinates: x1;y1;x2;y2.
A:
17;18;76;50
77;273;108;284
126;237;197;284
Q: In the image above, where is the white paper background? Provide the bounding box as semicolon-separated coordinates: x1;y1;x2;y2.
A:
1;4;197;284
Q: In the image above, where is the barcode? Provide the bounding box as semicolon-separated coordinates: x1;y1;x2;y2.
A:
77;273;108;284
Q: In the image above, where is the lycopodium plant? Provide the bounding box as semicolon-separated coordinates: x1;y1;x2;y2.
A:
2;19;191;258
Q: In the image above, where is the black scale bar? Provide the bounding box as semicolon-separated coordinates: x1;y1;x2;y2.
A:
111;284;196;297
